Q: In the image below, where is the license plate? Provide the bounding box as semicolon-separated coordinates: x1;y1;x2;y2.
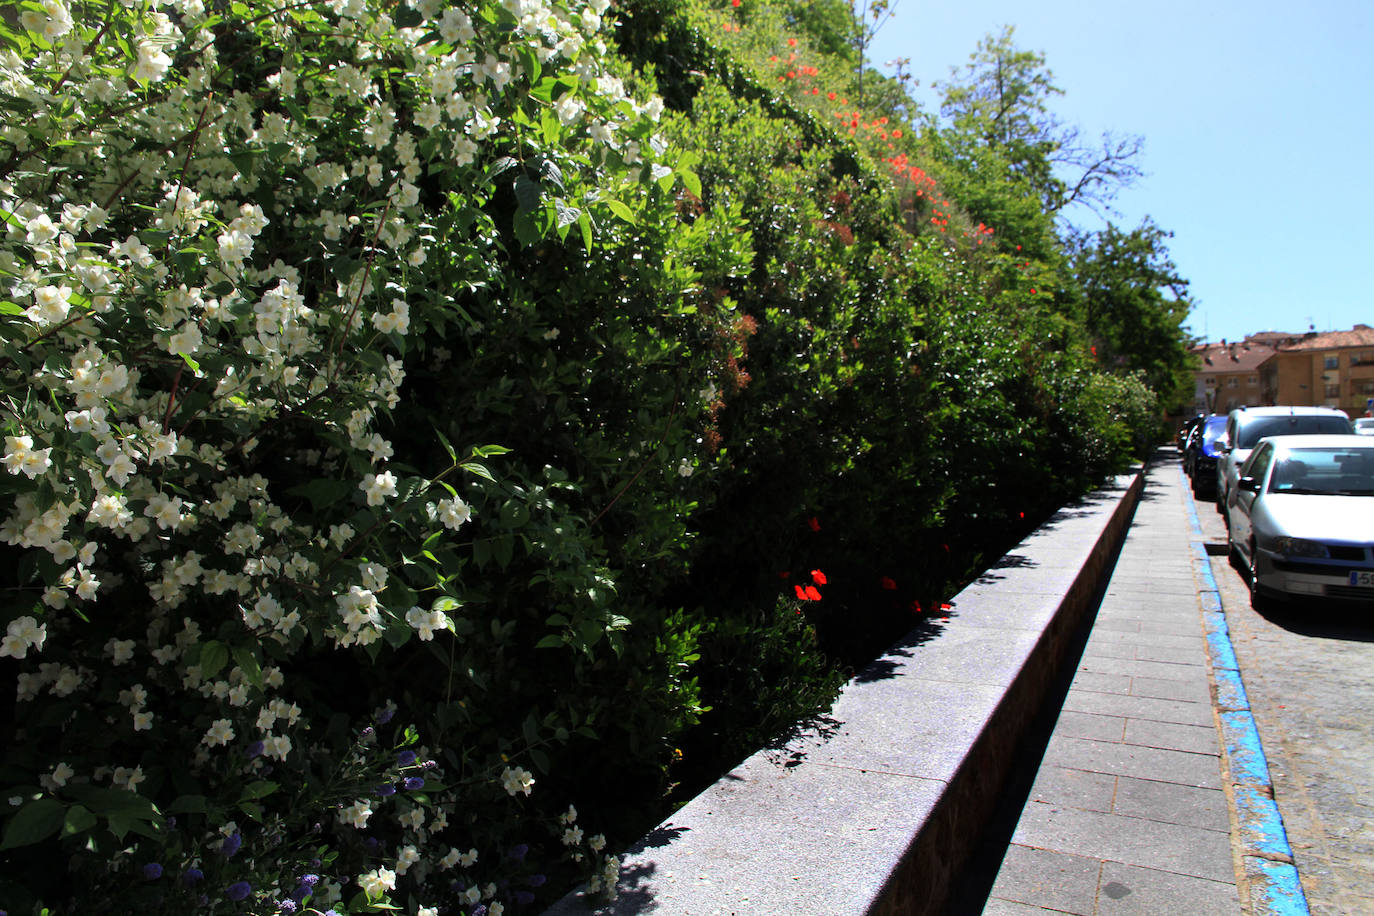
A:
1350;571;1374;588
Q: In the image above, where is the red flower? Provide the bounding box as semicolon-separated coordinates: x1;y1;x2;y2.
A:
807;516;821;532
804;585;822;601
811;569;827;585
880;576;897;590
778;570;791;579
787;37;798;46
910;599;922;613
732;0;741;5
794;584;807;600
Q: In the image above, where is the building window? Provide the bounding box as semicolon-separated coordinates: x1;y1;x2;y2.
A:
1247;375;1259;386
1359;380;1374;395
1355;351;1374;366
1228;377;1238;388
1325;383;1340;398
1325;354;1339;370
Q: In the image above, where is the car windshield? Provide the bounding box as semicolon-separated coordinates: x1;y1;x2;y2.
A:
1268;448;1374;496
1237;415;1351;448
1200;418;1227;454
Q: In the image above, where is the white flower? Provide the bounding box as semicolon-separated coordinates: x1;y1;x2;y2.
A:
359;471;398;506
2;435;52;479
677;458;694;477
562;825;584;846
358;866;396;898
1;616;47;660
132;709;154;731
133;40;173;82
203;719;235;747
27;285;71;327
340;799;372;829
48;762;74;788
500;765;535;797
395;845;420;875
404;606;450;641
436;497;471;530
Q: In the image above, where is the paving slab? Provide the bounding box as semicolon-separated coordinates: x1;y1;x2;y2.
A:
965;455;1244;914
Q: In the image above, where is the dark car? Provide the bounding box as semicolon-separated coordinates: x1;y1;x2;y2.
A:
1176;415;1205;451
1184;415;1227;497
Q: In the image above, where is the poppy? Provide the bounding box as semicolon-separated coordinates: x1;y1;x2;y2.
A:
804;585;822;601
807;516;821;532
811;569;827;585
880;576;897;590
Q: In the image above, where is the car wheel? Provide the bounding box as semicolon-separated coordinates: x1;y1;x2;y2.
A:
1247;539;1273;612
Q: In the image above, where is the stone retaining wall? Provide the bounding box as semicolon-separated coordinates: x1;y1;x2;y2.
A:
546;466;1145;916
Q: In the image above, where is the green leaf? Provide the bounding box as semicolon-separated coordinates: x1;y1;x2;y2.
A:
62;804;97;837
1;798;65;850
535;634;564;649
231;646;262;688
679;168;702;198
199;640;229;679
239;780;278;801
605;199;636;224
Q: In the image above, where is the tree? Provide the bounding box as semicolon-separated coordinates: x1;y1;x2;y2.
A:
936;26;1143;217
1070;219;1196;410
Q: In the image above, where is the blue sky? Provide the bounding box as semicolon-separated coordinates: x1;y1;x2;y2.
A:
865;0;1374;345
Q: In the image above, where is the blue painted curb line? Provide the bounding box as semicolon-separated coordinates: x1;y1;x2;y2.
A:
1180;467;1309;915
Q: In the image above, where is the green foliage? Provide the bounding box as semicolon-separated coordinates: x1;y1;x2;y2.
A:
0;0;1189;912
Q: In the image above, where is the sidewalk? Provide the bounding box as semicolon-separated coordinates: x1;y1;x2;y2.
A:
962;452;1264;914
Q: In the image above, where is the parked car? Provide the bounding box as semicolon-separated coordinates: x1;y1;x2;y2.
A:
1355;417;1374;436
1176;415;1205;451
1226;435;1374;608
1184;415;1227;497
1215;406;1353;517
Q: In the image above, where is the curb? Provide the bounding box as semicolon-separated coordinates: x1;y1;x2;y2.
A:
1180;468;1310;915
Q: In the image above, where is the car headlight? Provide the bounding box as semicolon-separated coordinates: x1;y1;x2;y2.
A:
1274;537;1330;559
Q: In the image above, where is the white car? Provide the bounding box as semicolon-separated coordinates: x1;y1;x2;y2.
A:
1355;417;1374;436
1215;406;1353;518
1227;434;1374;608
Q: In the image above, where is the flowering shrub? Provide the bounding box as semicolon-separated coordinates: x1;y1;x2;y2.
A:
0;0;724;910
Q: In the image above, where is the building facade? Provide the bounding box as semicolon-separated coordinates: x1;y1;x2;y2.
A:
1259;325;1374;418
1191;325;1374;419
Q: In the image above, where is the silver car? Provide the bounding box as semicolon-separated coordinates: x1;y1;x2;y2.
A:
1227;435;1374;608
1215;406;1353;518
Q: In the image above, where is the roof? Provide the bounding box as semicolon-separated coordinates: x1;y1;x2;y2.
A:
1274;325;1374;352
1193;339;1276;374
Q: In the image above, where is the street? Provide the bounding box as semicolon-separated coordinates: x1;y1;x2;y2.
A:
1190;479;1374;915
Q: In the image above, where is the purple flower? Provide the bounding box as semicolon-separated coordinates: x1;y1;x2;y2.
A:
396;750;417;767
277;901;298;914
527;873;546;887
402;776;424;791
298;873;320;888
360;726;375;740
142;863;164;880
221;832;243;858
374;784;396;797
376;705;396;725
247;740;265;758
227;880;252;901
506;843;528;862
183;868;205;885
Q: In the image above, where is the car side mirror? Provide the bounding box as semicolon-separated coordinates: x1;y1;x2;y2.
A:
1238;476;1260;493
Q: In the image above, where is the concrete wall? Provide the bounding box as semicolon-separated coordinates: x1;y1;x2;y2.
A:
545;466;1145;916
